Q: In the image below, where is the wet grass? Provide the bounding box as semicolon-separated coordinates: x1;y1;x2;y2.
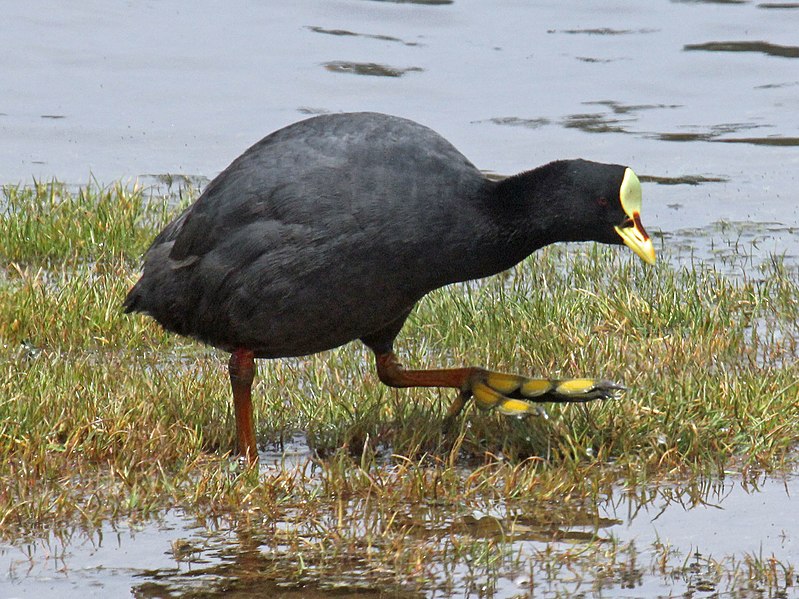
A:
1;181;798;596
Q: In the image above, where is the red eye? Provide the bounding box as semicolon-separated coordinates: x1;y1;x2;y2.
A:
597;196;608;208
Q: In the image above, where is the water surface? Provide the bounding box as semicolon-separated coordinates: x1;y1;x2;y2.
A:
1;467;795;597
2;0;797;251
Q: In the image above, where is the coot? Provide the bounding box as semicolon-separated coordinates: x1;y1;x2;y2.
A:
124;112;656;463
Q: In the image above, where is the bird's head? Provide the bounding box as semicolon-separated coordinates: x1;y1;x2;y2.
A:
550;160;656;265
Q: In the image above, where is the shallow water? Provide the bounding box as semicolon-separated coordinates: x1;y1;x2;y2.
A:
1;0;798;261
2;0;798;596
1;460;795;598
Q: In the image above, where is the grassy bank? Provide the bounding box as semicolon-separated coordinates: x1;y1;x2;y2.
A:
1;181;797;595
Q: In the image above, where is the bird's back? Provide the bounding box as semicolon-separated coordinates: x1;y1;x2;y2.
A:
124;112;494;357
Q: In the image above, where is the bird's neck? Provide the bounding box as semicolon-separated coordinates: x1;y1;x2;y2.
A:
487;164;571;258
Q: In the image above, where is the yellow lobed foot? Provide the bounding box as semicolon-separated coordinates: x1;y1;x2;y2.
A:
469;372;624;417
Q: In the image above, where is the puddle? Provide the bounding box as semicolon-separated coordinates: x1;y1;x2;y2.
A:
259;433;316;472
0;514;209;598
607;475;798;567
1;462;795;598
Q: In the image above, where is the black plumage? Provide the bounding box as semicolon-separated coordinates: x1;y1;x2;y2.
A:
124;112;655;462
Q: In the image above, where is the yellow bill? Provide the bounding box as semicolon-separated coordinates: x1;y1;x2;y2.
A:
614;168;656;265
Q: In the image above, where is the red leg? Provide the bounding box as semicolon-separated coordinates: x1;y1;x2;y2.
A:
228;349;257;464
375;351;481;419
373;351;623;421
375;351;480;389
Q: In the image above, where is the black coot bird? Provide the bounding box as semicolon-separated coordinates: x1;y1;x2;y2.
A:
124;112;656;463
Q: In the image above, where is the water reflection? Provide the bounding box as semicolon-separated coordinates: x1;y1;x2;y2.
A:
2;469;795;598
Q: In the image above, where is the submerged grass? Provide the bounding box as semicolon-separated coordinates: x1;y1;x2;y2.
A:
1;181;798;596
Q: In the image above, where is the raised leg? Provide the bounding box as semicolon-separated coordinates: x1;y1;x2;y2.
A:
374;351;623;421
228;348;258;464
